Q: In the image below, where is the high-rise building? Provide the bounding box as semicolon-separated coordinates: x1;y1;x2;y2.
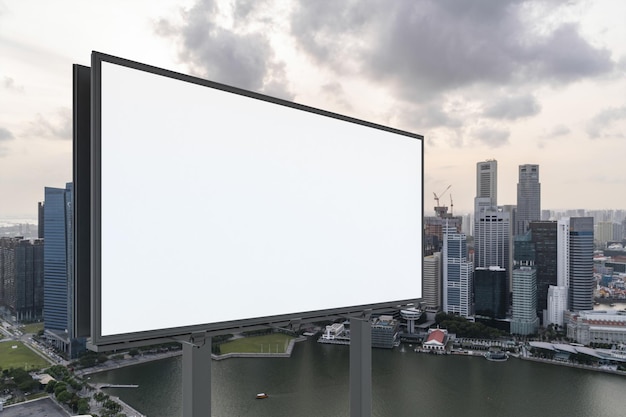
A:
443;227;473;317
15;239;44;321
474;206;510;273
569;217;594;312
43;183;85;358
613;222;624;243
424;216;462;255
423;252;442;311
476;159;497;206
595;221;613;247
1;237;45;321
0;237;19;307
530;221;557;319
556;217;594;313
38;201;45;239
546;285;568;326
474;266;508;319
556;219;570;289
516;164;540;236
511;266;539;335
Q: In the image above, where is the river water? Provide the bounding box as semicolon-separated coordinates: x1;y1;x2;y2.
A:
89;337;625;417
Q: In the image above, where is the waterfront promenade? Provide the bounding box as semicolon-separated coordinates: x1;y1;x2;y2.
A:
76;336;307;377
520;354;626;376
76;350;182;377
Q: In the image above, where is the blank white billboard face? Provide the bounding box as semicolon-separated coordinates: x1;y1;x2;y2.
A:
92;52;423;346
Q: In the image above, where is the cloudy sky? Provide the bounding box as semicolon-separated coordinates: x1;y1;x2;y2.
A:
1;0;625;221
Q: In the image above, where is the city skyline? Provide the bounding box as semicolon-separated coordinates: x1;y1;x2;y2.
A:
1;0;626;219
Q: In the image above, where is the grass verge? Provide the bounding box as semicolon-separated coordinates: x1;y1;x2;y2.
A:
219;333;294;354
0;341;50;371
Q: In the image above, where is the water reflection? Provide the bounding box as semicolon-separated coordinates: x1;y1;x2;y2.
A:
90;338;625;417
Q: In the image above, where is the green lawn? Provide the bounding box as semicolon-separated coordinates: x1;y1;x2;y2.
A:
22;322;44;335
219;333;294;354
0;341;51;371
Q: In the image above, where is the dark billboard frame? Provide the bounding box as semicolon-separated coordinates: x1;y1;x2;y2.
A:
86;51;424;350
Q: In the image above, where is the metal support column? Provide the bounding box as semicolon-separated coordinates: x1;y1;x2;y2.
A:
350;315;372;417
182;333;212;417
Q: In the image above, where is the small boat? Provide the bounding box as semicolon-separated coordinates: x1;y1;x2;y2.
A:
484;349;508;362
256;393;269;399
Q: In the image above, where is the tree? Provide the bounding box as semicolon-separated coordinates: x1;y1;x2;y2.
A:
18;378;39;392
54;382;68;398
47;365;70;380
93;391;109;405
77;397;91;415
56;389;72;403
103;399;122;414
45;380;57;393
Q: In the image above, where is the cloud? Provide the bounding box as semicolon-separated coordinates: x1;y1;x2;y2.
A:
472;126;511;147
290;0;614;102
586;105;626;139
155;0;293;99
483;94;541;120
23;108;72;140
3;76;24;93
537;124;571;148
0;127;14;142
319;82;353;112
522;23;613;83
547;124;571;138
0;127;13;157
154;0;619;148
399;102;463;131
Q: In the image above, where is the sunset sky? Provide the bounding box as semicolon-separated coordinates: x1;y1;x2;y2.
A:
1;0;625;220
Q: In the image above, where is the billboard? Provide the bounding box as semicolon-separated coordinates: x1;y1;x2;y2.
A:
89;52;423;348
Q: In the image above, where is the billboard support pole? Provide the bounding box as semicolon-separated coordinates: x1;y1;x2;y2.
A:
350;313;372;417
182;333;212;417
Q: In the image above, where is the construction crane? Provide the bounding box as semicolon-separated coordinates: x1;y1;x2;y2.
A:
433;185;452;217
433;185;451;207
450;194;454;216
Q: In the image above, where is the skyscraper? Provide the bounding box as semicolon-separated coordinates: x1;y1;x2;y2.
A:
15;239;44;321
443;226;473;317
511;266;539;335
0;236;43;320
43;183;85;358
474;207;510;272
474;266;508;319
569;217;594;311
423;252;442;311
556;219;570;289
476;159;497;205
516;164;540;236
530;221;557;318
556;217;595;313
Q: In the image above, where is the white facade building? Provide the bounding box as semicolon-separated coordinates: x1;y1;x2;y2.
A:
322;323;345;340
565;310;626;345
546;285;568;326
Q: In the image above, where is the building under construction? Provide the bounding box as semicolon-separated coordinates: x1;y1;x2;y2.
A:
424;185;463;255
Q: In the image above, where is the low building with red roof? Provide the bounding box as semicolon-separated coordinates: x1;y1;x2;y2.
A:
422;328;448;351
